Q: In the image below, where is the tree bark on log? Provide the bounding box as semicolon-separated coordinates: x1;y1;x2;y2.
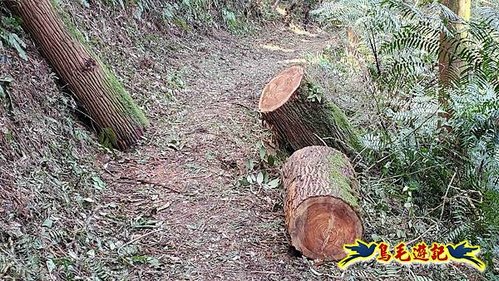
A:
283;146;363;261
6;0;148;150
259;65;359;156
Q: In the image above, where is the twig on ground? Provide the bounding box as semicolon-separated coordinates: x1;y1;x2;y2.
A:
440;171;457;220
231;102;255;112
119;176;183;194
118;228;164;254
406;224;438;246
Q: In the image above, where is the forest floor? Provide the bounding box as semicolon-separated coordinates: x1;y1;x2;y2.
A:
1;2;486;280
79;15;482;277
98;25;347;279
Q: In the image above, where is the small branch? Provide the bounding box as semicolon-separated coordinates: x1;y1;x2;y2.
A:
406;224;437;246
118;228;163;254
367;27;381;75
440;171;457;220
230;102;254;112
313;133;328;146
119;176;182;194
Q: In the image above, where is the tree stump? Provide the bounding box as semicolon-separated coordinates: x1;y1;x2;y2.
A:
283;146;363;261
259;65;359;156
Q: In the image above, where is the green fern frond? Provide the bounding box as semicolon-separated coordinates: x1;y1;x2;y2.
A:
445;222;470;242
382;0;424;20
384;56;429;78
477;6;499;31
435;2;463;23
382;28;440;55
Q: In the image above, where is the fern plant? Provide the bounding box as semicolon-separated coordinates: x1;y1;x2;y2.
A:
314;1;499;275
313;0;499;94
382;0;499;92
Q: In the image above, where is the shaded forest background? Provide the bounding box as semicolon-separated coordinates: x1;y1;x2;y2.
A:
0;0;498;280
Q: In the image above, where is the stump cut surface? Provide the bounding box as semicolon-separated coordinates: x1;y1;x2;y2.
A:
259;65;304;112
259;66;359;155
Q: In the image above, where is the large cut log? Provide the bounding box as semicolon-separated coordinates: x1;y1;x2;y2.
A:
6;0;148;150
283;146;363;261
259;65;359;156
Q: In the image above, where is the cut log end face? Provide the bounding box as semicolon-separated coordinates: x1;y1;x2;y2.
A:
291;196;363;261
259;65;304;113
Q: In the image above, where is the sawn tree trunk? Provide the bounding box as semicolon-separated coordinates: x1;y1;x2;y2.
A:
283;146;363;261
259;65;359;156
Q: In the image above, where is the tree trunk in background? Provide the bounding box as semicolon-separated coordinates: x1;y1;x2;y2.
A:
283;146;363;261
259;66;359;157
438;0;472;88
6;0;148;150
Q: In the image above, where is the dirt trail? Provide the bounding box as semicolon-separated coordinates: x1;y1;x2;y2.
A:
101;27;338;280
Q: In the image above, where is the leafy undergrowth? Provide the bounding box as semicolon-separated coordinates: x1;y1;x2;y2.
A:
305;1;499;278
1;2;330;279
1;1;497;281
304;38;488;281
0;24;107;280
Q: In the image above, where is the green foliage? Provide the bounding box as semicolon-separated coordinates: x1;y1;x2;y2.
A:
167;68;186;90
305;80;325;103
222;8;248;33
84;0;277;32
0;76;13;104
381;1;499;91
0;14;27;61
239;141;281;190
313;0;499;91
314;0;499;275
